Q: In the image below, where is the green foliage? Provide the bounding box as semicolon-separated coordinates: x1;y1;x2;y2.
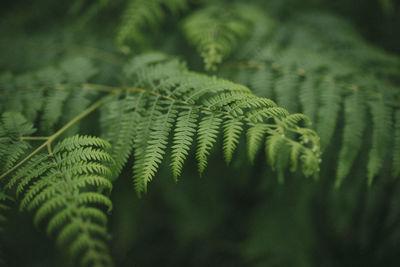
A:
367;98;392;185
106;54;320;196
0;0;399;266
183;3;273;70
117;0;188;51
7;135;113;267
0;112;36;173
0;50;320;264
220;11;400;186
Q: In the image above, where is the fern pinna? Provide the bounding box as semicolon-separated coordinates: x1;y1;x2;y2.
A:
0;52;320;265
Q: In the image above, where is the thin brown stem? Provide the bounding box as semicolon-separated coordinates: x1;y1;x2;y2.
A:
0;98;105;180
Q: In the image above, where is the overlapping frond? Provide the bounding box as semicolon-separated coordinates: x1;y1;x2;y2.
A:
367;99;392;185
220;12;400;185
316;80;342;150
0;58;99;134
183;3;267;70
117;0;187;51
0;112;36;173
7;135;113;267
335;91;366;187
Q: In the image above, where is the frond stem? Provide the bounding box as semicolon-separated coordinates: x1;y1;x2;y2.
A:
0;98;106;180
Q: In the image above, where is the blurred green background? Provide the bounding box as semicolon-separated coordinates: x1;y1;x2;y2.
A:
1;0;400;266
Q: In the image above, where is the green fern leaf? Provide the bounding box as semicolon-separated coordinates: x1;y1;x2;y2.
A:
0;112;36;173
170;108;199;181
117;0;187;50
265;133;287;170
367;99;392;185
299;75;319;124
335;91;366;187
274;71;300;113
135;101;177;195
122;54;321;193
196;112;223;175
249;66;275;99
223;115;244;164
9;135;113;267
41;89;70;134
246;123;268;163
316;80;342;150
183;4;264;70
101;93;145;179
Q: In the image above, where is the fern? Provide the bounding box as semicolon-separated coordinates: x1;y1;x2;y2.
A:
222;115;244;164
119;55;320;195
196;111;223;175
219;11;400;185
335;90;367;187
0;112;36;173
117;0;187;51
316;79;342;150
0;57;99;130
299;74;319;125
171;108;199;180
2;1;399;265
7;135;113;267
183;3;266;70
274;70;300;113
367;98;392;185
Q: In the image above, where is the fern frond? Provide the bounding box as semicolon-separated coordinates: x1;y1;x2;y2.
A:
170;108;199;181
59;57;98;84
41;89;71;134
249;66;275;99
0;112;36;173
223;115;244;164
316;80;342;150
274;70;300;113
335;91;366;187
117;0;187;50
0;57;99;132
247;123;268;164
183;4;265;70
9;135;113;267
125;55;319;195
100;93;145;179
197;112;223;175
134;100;177;195
122;54;320;194
299;75;320;124
367;98;392;185
265;133;287;170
